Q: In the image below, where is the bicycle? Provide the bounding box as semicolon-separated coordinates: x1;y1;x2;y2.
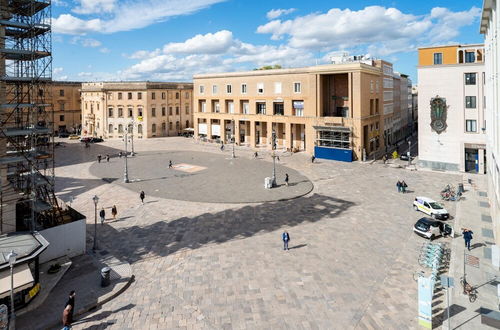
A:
460;277;478;302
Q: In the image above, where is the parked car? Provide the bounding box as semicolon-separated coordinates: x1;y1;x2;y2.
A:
79;137;92;143
413;197;450;220
90;137;104;143
413;217;453;240
58;131;70;138
69;134;80;140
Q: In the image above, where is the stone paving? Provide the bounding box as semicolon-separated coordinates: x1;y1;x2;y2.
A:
88;150;313;203
47;137;465;329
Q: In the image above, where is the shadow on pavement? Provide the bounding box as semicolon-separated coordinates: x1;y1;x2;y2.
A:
95;193;355;265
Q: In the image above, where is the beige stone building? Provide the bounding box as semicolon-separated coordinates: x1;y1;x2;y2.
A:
81;82;193;139
193;56;411;161
48;81;82;134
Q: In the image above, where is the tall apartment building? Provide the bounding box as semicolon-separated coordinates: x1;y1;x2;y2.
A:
481;0;500;242
81;82;193;139
193;56;411;161
417;44;486;173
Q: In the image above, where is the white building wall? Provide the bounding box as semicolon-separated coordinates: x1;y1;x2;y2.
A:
39;219;86;263
418;64;486;172
482;0;500;244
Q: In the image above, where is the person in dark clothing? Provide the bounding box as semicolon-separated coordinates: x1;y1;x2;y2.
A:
285;173;289;186
282;231;290;250
62;305;72;330
99;208;105;224
401;180;408;193
140;191;145;204
220;143;224;151
97;154;102;163
311;155;316;163
106;154;110;162
462;229;474;251
254;151;258;159
168;160;173;168
118;151;122;158
65;290;75;324
396;180;402;193
111;205;117;219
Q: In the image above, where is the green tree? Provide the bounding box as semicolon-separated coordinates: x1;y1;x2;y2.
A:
254;64;282;70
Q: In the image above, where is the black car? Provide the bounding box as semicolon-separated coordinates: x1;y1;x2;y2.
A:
58;132;70;138
90;137;104;143
413;217;453;240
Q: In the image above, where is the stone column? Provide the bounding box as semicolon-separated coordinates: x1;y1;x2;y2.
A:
220;119;226;143
285;123;292;151
250;121;256;148
267;121;273;150
206;119;212;139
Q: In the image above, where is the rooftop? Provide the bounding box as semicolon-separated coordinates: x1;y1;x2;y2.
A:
0;232;49;270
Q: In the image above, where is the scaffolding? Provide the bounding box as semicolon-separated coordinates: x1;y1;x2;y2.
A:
0;0;60;233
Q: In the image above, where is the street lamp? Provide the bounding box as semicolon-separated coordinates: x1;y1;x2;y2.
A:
231;120;235;159
128;122;135;156
271;130;277;187
92;195;99;251
407;140;412;166
7;250;17;330
123;133;129;183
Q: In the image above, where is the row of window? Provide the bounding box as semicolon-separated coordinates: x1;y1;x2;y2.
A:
107;105;190;118
108;91;190;100
199;82;302;95
108;121;189;134
433;51;476;65
199;100;305;116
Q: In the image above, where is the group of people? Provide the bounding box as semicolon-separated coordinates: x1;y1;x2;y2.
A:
396;180;408;193
97;154;110;163
99;205;118;224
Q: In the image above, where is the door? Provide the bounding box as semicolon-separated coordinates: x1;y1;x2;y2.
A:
465;148;478;173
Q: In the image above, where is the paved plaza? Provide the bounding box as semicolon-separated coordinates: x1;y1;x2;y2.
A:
47;137;468;329
89;150;313;203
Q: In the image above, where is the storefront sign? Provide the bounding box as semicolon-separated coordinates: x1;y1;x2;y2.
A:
27;283;40;299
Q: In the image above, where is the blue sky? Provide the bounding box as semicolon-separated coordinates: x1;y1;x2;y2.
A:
51;0;484;84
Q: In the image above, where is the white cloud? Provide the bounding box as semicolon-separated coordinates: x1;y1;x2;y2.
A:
99;47;111;53
78;72;93;77
256;5;481;54
53;67;64;75
266;8;296;20
53;0;226;35
53;0;68;7
163;30;235;54
73;0;117;14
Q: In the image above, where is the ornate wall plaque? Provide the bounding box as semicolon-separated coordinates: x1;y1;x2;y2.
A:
430;96;447;134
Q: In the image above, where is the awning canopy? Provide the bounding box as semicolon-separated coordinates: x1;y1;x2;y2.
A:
0;232;50;270
0;263;34;299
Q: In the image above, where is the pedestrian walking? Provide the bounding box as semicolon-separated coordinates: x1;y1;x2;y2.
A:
62;305;72;330
396;180;402;193
111;205;117;219
106;154;110;162
168;160;173;168
118;151;122;158
462;228;474;251
282;231;290;250
65;290;75;324
97;154;102;163
285;173;289;186
311;155;316;163
382;154;387;164
140;191;145;204
99;207;105;224
276;155;280;162
220;143;225;151
254;151;258;159
401;180;408;194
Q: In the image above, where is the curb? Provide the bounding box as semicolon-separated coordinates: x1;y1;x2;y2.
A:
45;274;135;330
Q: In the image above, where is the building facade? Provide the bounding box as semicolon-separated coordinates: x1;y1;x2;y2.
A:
417;44;486;173
81;82;193;139
193;57;411;161
49;81;82;134
481;0;500;242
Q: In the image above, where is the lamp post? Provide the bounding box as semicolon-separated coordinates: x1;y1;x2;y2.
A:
7;250;17;330
128;122;135;156
92;195;99;251
123;133;129;183
231;120;235;159
271;130;277;187
408;140;412;166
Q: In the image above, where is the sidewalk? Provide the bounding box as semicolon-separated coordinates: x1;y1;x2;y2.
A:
16;247;133;330
440;174;499;329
